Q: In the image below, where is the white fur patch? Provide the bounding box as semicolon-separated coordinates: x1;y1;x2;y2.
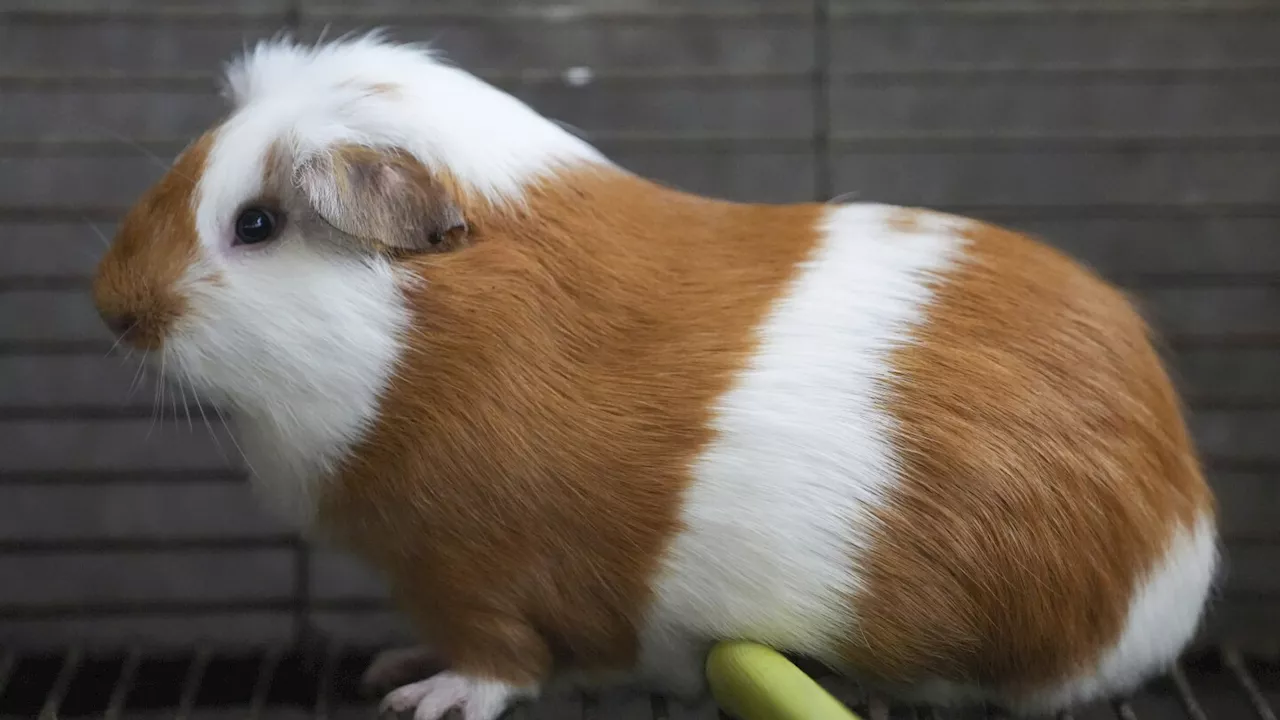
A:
167;248;409;527
1027;513;1219;712
642;204;966;681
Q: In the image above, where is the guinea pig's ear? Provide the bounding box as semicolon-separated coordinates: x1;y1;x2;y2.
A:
293;144;467;253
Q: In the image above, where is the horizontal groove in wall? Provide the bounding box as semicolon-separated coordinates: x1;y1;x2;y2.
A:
4;64;1280;91
1220;534;1280;547
828;65;1280;83
4;5;810;23
0;536;296;554
0;470;246;485
0;407;220;421
0;597;386;620
5;8;290;22
0;277;89;291
1188;398;1280;411
6;2;1280;22
621;134;1280;153
1118;274;1280;288
12;133;1280;156
826;1;1280;17
0;340;114;354
1203;458;1280;474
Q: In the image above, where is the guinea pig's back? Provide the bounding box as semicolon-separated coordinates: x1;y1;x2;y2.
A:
650;202;1217;713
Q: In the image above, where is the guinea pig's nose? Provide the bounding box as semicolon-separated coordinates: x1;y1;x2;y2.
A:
100;310;139;338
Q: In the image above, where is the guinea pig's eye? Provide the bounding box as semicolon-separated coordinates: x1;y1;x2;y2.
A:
234;207;280;245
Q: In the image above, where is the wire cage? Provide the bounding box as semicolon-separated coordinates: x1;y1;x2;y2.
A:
0;645;1277;719
2;0;1279;718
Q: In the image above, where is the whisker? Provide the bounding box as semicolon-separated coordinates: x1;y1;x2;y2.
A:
80;121;199;184
550;117;591;141
187;375;231;465
103;320;139;358
81;217;112;249
213;403;259;479
168;375;180;429
175;371;194;433
126;350;150;402
158;369;167;429
147;351;166;439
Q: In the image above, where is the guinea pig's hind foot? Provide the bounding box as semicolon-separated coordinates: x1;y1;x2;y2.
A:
378;671;535;720
362;646;448;698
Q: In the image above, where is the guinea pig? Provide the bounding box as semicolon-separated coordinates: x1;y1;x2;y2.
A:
92;34;1218;720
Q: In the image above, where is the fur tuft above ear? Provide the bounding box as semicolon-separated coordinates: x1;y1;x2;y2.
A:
293;144;468;253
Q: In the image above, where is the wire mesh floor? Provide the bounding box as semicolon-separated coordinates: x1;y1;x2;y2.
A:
0;644;1274;720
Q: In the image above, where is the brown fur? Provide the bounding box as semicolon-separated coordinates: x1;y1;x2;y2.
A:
93;133;215;349
847;210;1214;697
318;167;826;684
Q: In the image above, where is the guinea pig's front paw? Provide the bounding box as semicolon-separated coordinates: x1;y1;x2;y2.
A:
378;671;529;720
362;645;446;698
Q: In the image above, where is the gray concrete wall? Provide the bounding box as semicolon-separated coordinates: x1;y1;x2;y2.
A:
1;0;1278;651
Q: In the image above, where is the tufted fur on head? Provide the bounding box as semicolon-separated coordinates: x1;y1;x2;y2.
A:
219;31;606;205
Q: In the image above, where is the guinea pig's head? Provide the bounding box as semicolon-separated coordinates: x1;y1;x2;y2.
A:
91;34;602;420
